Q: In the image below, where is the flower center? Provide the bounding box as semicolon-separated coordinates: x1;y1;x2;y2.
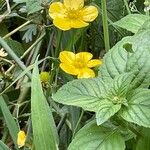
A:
66;9;79;19
74;60;86;68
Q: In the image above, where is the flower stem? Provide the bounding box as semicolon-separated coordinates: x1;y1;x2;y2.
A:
0;37;32;79
55;30;63;57
3;20;32;39
20;31;45;60
101;0;110;51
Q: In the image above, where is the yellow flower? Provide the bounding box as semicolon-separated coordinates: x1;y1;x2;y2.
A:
0;49;8;57
17;130;26;148
59;51;102;78
49;0;98;30
40;71;50;83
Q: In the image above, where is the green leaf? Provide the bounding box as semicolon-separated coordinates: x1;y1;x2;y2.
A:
26;0;43;14
0;96;19;149
96;100;121;125
0;141;11;150
5;39;24;56
119;88;150;128
99;29;150;89
53;73;134;125
20;24;37;43
136;128;150;150
69;121;125;150
52;78;111;112
31;58;58;150
114;14;150;33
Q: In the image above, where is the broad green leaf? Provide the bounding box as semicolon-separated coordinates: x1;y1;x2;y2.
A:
114;14;150;33
69;121;125;150
31;58;58;150
0;96;19;149
119;88;150;128
52;78;111;112
53;73;134;125
96;73;134;125
96;100;121;125
99;29;150;89
136;128;150;150
26;0;43;14
0;141;11;150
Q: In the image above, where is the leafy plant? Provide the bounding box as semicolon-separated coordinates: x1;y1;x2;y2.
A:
0;0;150;149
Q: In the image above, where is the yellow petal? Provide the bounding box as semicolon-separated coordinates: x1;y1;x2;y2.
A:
60;63;79;75
17;131;26;148
87;59;102;68
77;68;95;78
64;0;84;10
75;52;93;63
49;2;66;19
59;51;75;64
70;19;89;28
80;6;98;22
53;17;71;30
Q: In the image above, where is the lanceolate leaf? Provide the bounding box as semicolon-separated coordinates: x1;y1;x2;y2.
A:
114;14;150;33
31;58;58;150
0;96;19;149
68;121;125;150
119;88;150;128
0;141;11;150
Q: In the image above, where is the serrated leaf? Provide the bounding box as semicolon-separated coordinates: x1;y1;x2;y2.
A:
52;78;111;112
69;121;125;150
53;73;134;125
119;88;150;128
0;96;19;149
99;29;150;89
96;100;121;125
114;14;150;33
31;58;58;150
0;141;11;150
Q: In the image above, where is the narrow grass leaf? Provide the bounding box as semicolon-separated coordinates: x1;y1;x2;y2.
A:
0;141;11;150
0;96;19;149
31;58;58;150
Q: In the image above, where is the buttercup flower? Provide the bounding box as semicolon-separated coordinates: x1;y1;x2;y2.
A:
49;0;98;30
17;130;26;148
59;51;102;78
0;49;8;57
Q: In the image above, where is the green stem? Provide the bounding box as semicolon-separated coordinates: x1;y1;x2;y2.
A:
123;0;131;14
0;37;32;79
101;0;110;51
20;32;46;60
55;30;63;57
72;109;84;138
3;20;32;39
